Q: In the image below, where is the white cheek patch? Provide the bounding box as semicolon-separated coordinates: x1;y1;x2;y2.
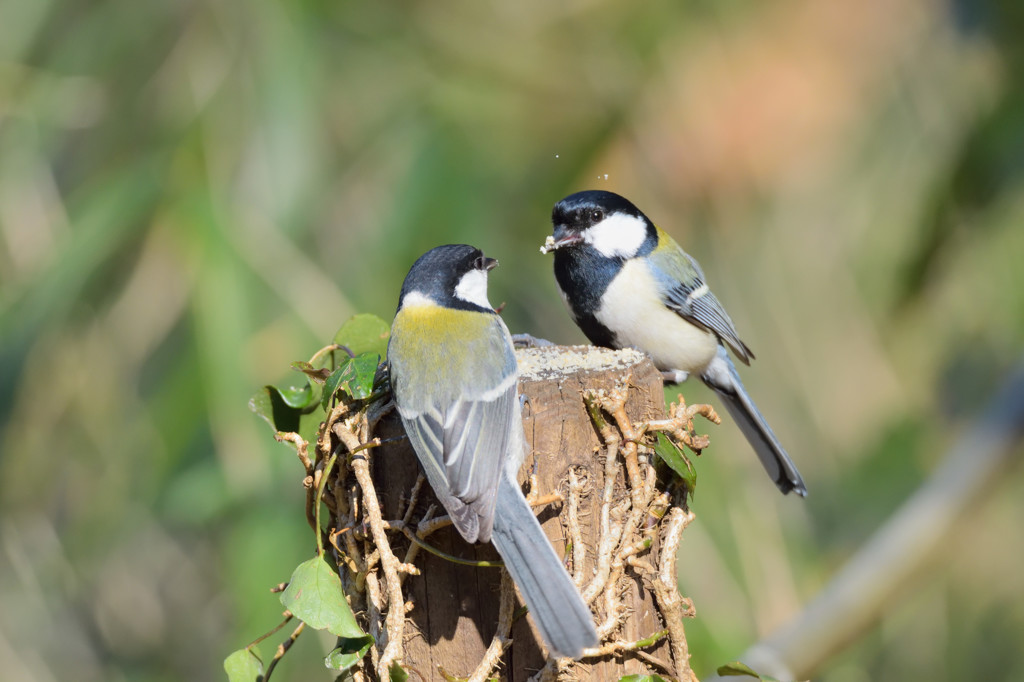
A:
401;291;436;308
585;212;648;258
454;269;492;309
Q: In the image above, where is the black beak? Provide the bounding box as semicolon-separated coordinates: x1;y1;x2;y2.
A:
483;257;498;271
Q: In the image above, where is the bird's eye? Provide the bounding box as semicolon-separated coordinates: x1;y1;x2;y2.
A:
473;256;487;270
590;209;604;223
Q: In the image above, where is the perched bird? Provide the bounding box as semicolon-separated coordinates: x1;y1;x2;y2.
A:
387;244;598;658
542;191;807;496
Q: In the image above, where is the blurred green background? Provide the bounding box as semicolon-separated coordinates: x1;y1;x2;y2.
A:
2;0;1023;680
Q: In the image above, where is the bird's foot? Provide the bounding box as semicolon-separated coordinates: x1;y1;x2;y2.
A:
661;369;690;384
512;333;555;348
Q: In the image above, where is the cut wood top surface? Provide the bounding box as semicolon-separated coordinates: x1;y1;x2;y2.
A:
516;344;649;380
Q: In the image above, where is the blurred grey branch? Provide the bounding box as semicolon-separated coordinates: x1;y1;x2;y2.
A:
706;360;1024;681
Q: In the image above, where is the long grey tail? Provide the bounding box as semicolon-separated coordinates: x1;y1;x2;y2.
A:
490;476;598;658
701;346;807;496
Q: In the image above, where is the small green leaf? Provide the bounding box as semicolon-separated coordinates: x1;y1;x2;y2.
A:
388;662;410;681
322;354;381;409
333;314;391;359
249;387;278;429
346;354;380;399
281;556;370;642
224;647;263;682
249;384;323;443
717;661;781;680
654;433;697;496
322;364;348;411
324;636;375;672
617;676;668;682
250;385;304;431
278;381;320;409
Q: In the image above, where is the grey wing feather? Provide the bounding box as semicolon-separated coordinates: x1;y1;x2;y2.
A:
390;313;520;543
439;387;518;541
652;250;754;364
396;372;518;544
399;410;481;541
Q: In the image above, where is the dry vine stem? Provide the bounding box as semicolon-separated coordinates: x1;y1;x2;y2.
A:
301;359;712;681
524;383;704;682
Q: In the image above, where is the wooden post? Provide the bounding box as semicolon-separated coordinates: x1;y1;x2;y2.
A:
372;345;693;680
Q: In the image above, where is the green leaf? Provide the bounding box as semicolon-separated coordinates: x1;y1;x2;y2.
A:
249;383;322;433
388;662;410;681
717;661;781;680
617;676;668;682
654;433;697;496
322;363;348;411
248;387;278;429
333;314;391;359
281;556;371;643
278;380;320;409
223;647;263;682
324;636;375;672
250;385;301;431
322;354;381;409
249;386;322;456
